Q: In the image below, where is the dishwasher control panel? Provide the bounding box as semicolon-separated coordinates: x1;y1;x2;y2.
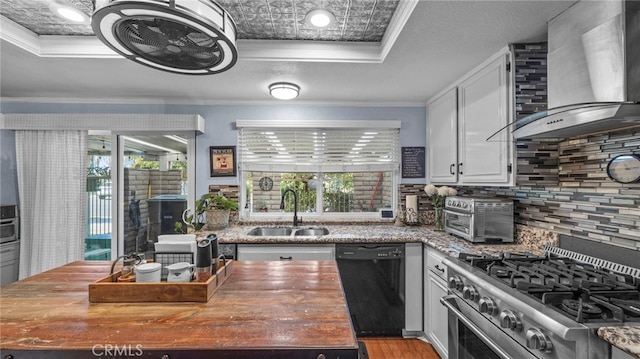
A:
336;243;405;260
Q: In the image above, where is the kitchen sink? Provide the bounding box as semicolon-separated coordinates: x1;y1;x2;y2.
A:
293;227;330;237
247;227;293;236
246;227;330;237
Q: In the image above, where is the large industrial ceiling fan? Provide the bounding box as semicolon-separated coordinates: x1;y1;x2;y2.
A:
91;0;238;75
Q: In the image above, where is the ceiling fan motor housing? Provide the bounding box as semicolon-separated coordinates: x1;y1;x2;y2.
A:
92;0;238;75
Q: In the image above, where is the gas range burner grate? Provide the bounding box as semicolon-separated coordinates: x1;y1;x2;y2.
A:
561;298;603;317
544;245;640;279
516;281;572;296
460;251;640;292
542;291;640;323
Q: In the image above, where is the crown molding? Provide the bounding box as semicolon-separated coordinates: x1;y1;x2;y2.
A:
0;1;417;63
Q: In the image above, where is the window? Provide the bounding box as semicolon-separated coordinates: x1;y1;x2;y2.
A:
237;120;400;220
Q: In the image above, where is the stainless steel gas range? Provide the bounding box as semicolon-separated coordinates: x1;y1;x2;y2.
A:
441;246;640;359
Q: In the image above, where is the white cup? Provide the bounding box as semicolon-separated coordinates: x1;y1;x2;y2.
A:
135;262;162;282
166;262;195;282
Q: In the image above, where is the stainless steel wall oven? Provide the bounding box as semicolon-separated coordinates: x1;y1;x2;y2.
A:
1;205;20;285
0;205;18;244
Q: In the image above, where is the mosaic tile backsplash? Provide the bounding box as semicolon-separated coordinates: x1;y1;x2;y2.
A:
460;126;640;251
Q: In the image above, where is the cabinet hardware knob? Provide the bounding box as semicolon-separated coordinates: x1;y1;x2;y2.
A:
458;162;463;175
449;163;455;175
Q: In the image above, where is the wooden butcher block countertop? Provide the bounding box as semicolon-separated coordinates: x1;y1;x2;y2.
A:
0;260;358;359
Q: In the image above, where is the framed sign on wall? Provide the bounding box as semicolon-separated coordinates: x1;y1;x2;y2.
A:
210;146;236;177
402;146;425;178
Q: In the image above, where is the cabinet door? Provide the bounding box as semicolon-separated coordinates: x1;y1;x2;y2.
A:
427;272;449;358
424;245;448;359
0;242;20;286
237;244;335;261
427;87;458;183
1;259;19;286
458;53;511;184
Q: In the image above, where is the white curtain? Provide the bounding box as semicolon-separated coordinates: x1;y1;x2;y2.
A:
16;130;87;278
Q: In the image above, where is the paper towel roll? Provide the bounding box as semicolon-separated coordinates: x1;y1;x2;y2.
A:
406;195;418;223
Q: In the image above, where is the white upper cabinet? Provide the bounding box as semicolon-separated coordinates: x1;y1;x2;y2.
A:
426;88;458;184
427;47;514;186
458;53;511;184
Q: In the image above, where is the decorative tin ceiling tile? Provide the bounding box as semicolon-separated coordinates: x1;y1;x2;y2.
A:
0;0;399;42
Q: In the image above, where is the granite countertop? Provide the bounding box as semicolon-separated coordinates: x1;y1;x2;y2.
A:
598;327;640;358
201;222;639;356
203;223;548;257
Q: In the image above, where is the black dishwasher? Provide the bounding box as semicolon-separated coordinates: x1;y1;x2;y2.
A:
336;243;405;337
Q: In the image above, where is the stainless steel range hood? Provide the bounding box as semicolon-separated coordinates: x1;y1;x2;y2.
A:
491;0;640;140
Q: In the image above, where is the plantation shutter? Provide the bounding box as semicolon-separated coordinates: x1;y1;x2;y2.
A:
237;120;400;172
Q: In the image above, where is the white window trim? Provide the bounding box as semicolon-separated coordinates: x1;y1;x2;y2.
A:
236;119;400;222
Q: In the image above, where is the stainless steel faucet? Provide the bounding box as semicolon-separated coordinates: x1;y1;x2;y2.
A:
280;188;299;227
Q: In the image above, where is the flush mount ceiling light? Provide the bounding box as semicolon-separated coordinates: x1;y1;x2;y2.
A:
91;0;238;75
269;82;300;100
305;9;336;28
49;1;90;23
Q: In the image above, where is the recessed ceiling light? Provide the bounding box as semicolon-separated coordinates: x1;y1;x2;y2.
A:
305;9;335;28
269;82;300;100
49;2;89;24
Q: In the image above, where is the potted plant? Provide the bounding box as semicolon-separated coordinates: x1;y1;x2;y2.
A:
174;193;210;233
205;191;238;230
175;191;238;233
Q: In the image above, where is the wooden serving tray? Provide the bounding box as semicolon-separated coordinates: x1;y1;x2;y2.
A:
88;259;233;303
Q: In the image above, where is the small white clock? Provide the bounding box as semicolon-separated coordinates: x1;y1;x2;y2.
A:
606;154;640;184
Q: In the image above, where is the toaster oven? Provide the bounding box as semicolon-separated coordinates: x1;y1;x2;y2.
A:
444;196;513;243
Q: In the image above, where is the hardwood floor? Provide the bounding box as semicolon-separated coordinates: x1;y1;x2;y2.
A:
360;337;441;359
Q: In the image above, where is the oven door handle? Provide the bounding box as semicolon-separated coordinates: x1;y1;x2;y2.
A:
440;295;512;359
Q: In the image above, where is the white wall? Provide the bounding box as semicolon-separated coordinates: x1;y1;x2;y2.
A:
0;102;427;200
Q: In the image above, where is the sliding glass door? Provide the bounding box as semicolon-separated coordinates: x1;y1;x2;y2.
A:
119;134;189;259
85;133;192;261
85;134;113;260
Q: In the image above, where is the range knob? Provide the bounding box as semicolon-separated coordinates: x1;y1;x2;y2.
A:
448;276;464;291
526;328;553;353
462;285;479;301
478;297;498;316
499;310;522;331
